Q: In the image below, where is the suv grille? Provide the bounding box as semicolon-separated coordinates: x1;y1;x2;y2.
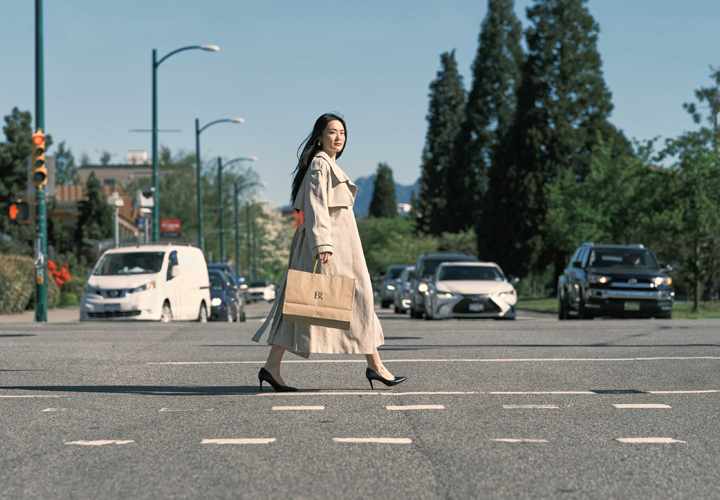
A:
453;295;501;314
88;310;141;318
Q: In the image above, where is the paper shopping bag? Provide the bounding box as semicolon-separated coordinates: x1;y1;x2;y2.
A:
282;261;355;330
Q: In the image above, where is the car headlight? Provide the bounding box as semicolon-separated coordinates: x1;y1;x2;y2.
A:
435;291;456;299
588;275;611;284
211;297;222;306
82;284;98;294
653;277;672;287
417;283;428;293
387;284;396;291
128;281;156;293
498;289;515;296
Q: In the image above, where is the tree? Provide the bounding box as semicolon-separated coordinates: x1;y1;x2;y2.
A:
481;0;630;277
417;50;466;235
75;172;113;248
54;141;79;185
448;0;524;233
368;162;397;218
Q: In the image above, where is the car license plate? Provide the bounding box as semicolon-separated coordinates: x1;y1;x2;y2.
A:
624;301;640;311
469;303;485;312
104;304;121;312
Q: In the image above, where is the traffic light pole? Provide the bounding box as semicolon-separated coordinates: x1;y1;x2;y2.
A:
218;157;225;263
195;119;205;254
35;0;47;322
151;49;159;243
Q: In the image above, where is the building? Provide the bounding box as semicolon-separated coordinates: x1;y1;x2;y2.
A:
78;150;152;189
53;185;140;238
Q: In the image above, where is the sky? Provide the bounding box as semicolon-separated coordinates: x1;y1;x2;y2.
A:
2;0;720;208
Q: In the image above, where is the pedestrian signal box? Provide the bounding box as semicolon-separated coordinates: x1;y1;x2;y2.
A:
31;129;47;188
9;201;31;222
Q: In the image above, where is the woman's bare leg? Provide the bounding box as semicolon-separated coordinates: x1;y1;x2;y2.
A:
365;349;394;380
264;344;288;385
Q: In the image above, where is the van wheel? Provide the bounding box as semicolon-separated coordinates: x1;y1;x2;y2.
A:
197;304;208;323
240;310;247;322
161;302;173;323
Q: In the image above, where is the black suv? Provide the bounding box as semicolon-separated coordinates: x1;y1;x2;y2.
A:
557;243;674;319
409;252;478;319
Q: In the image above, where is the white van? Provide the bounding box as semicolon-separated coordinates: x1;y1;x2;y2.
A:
80;245;211;322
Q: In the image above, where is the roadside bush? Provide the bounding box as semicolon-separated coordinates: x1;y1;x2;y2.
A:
0;254;59;313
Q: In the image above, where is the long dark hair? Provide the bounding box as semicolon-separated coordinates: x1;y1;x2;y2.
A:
291;113;347;205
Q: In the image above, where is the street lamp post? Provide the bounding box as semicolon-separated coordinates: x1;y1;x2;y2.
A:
151;44;219;242
195;117;244;255
233;179;265;280
216;156;258;263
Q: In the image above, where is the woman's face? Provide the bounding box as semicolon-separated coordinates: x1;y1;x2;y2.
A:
319;120;345;154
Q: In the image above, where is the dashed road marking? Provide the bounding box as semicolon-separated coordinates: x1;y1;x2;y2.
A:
41;408;67;412
201;438;276;444
333;438;412;444
616;437;685;444
65;440;134;446
491;439;548;443
490;391;594;395
613;404;671;409
272;406;324;411
386;405;445;410
0;395;65;398
503;405;559;409
647;390;719;394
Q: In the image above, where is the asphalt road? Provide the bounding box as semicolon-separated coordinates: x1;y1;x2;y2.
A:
1;303;719;499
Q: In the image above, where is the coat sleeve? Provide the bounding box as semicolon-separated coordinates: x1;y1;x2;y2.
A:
305;159;333;258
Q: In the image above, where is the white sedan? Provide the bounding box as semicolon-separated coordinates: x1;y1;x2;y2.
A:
246;280;277;303
423;262;518;320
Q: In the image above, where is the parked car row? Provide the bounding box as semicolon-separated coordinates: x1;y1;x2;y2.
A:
380;252;519;321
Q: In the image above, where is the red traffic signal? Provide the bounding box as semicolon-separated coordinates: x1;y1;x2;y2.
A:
9;201;30;221
33;134;44;146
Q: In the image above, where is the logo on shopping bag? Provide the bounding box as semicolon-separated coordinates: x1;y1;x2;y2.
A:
314;291;323;300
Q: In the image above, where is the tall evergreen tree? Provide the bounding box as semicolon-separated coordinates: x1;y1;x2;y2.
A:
369;162;397;218
417;50;466;235
447;0;524;233
480;0;630;276
75;172;113;247
54;141;79;185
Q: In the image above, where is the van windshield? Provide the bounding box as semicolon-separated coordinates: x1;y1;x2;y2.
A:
94;252;165;276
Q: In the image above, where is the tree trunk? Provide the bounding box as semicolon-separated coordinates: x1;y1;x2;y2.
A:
693;242;701;314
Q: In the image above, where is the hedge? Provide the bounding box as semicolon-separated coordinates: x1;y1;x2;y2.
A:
0;254;59;314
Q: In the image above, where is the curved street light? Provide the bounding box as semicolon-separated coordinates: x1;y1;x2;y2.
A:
234;179;265;279
151;44;219;242
196;118;245;254
217;157;259;263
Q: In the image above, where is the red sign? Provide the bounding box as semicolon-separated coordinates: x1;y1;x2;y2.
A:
160;218;181;236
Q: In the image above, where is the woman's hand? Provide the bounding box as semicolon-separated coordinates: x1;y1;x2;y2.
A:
316;252;331;263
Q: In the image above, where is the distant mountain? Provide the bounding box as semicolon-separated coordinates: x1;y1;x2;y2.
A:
352;174;420;219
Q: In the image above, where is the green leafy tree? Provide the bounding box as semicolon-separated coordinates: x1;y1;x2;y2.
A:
75;172;113;248
368;162;397;218
482;0;630;277
417;50;466;235
448;0;524;233
54;141;79;185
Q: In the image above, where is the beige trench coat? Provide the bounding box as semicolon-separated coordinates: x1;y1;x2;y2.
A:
252;151;384;357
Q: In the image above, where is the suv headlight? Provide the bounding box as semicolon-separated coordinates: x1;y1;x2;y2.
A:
211;297;222;306
82;284;98;295
653;277;672;287
128;281;156;294
498;289;515;296
387;284;396;291
588;275;611;284
417;283;428;293
435;291;456;299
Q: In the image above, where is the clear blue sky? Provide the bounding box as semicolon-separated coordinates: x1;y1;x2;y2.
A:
2;0;719;207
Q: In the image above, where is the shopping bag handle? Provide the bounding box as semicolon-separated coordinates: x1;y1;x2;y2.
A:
313;259;334;276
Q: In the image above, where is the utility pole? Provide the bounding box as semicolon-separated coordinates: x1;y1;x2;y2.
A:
218;157;225;263
195;119;205;254
234;182;242;279
246;201;251;282
35;0;47;322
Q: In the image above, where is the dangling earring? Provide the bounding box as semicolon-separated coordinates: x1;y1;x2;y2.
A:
317;141;321;147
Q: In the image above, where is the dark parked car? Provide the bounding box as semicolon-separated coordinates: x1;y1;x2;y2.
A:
380;265;409;309
409;252;479;319
208;269;246;322
208;263;247;301
557;243;674;319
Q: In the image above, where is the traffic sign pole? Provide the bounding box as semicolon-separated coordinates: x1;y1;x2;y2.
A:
35;0;47;322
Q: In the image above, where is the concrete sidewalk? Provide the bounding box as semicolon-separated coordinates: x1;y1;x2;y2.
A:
0;306;79;323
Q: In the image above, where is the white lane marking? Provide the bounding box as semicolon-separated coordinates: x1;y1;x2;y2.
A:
41;408;67;412
333;438;412;444
158;408;214;412
0;395;65;398
613;404;671;409
257;392;378;397
147;356;720;365
201;438;275;444
616;437;685;444
386;405;445;410
65;440;134;446
491;439;548;443
490;391;594;395
272;406;324;411
503;405;559;409
382;392;475;396
648;390;719;394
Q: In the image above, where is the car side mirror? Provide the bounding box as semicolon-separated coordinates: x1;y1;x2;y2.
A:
572;262;583;269
171;266;181;279
509;276;520;285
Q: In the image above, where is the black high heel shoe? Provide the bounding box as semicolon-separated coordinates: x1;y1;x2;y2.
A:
258;367;298;392
366;367;407;390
